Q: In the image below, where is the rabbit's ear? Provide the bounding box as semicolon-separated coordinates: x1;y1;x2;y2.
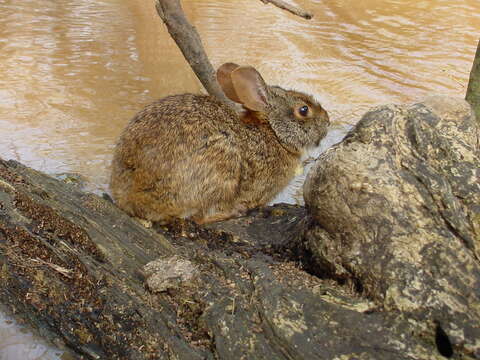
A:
230;66;269;112
217;63;241;103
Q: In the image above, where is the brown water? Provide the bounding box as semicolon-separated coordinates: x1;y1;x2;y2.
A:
0;0;479;357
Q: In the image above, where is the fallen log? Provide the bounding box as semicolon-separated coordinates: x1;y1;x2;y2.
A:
0;154;450;359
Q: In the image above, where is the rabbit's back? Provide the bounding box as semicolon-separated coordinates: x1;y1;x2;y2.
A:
110;94;295;223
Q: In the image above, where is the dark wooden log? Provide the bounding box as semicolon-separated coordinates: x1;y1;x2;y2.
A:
0;157;446;359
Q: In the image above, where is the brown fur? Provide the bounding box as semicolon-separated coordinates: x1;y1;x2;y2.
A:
110;64;329;224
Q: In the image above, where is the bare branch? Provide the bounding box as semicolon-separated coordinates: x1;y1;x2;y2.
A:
155;0;233;105
259;0;313;20
154;0;312;106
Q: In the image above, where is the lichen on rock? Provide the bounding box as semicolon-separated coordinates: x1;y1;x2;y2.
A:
143;256;198;292
304;96;480;357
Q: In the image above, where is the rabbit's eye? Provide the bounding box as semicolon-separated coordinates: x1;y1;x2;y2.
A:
299;105;309;117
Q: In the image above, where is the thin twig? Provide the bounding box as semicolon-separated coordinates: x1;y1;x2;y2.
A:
31;258;73;278
259;0;313;20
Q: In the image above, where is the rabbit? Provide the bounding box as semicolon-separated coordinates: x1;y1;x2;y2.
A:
110;63;330;224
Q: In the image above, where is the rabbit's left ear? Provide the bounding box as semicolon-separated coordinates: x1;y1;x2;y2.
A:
230;66;269;112
217;63;241;103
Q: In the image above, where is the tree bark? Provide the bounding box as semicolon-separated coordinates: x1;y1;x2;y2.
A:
0;158;448;359
466;39;480;125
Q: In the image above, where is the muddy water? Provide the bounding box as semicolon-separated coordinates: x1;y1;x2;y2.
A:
0;0;479;357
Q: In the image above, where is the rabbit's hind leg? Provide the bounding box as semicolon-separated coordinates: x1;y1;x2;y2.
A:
193;203;248;224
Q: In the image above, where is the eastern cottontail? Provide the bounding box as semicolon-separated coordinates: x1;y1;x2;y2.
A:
110;63;329;224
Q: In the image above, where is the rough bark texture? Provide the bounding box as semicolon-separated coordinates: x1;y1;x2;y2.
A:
466;39;480;125
0;156;451;359
304;96;480;359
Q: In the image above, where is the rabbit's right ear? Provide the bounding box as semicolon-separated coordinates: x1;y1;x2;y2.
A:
230;66;269;112
217;63;242;103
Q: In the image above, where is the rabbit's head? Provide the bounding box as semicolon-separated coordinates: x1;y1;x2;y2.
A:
217;63;330;153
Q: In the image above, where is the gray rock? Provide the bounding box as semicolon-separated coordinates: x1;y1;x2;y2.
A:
304;96;480;358
143;256;197;292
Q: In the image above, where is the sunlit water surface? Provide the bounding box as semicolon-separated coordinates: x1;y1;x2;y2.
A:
0;0;479;357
